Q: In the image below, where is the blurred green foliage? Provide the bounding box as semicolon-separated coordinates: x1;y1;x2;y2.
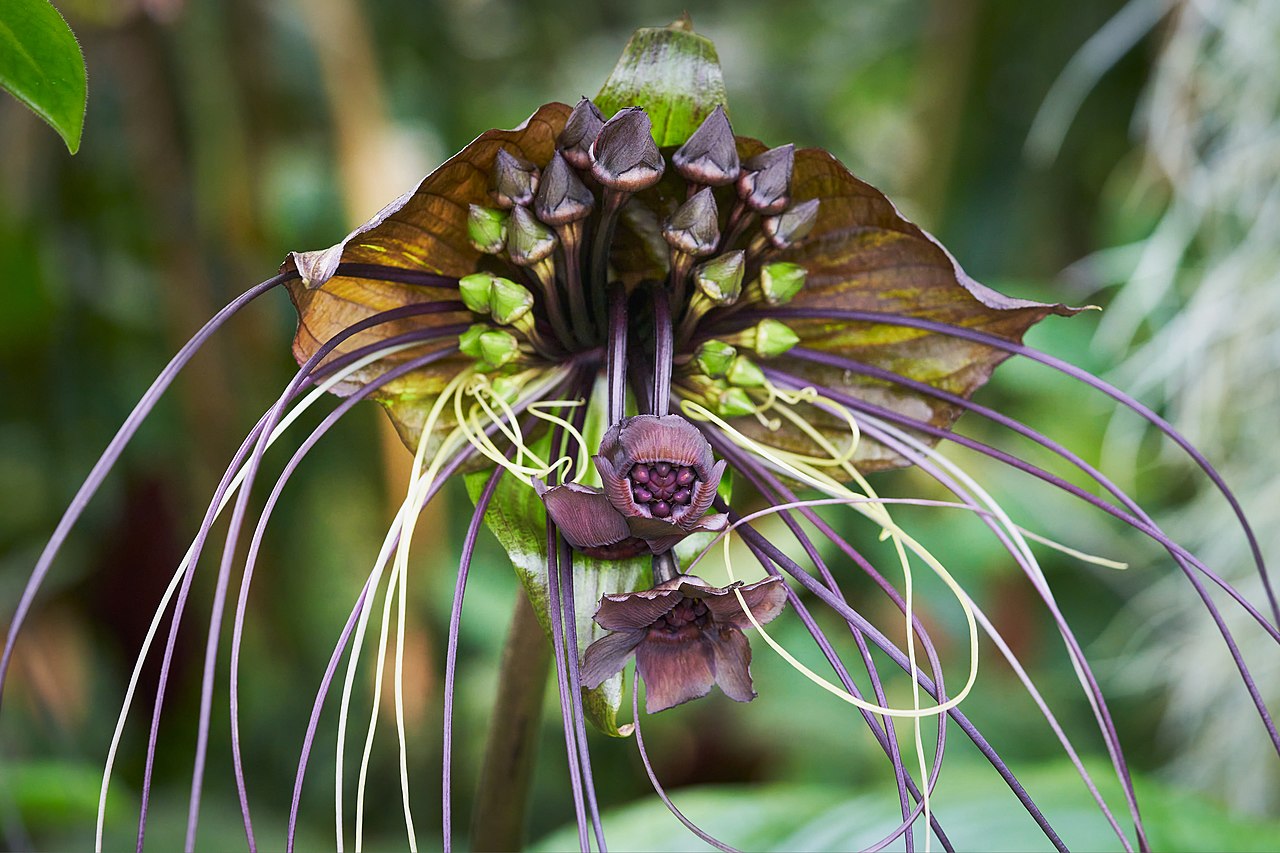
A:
1;0;1271;850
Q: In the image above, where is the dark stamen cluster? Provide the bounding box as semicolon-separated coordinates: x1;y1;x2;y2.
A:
629;461;698;518
653;597;710;634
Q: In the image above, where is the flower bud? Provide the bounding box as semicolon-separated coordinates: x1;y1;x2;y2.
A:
759;262;807;305
534;151;596;226
750;318;800;358
459;272;495;314
672;105;739;187
459;324;520;369
467;205;509;254
693;340;737;378
717;387;757;418
763;199;819;249
559;97;606;171
693;250;745;304
727;355;765;388
489;276;534;325
492;149;539;208
506;205;558;266
736;144;794;214
590;107;665;192
662;187;720;256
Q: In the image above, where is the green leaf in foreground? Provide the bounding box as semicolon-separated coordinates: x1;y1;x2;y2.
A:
595;15;728;148
533;760;1280;852
0;0;87;153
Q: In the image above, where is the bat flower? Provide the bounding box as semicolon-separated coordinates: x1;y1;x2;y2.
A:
8;17;1275;853
538;414;728;556
580;574;788;713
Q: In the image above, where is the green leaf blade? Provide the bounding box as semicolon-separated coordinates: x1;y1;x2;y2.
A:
0;0;87;154
595;16;728;148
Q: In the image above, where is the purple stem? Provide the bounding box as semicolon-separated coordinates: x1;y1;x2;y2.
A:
651;285;674;418
0;272;292;712
763;366;1280;758
546;521;590;851
710;436;951;851
607;284;628;425
757;307;1278;628
717;501;1069;853
631;681;739;853
714;430;1132;850
183;302;466;849
443;467;505;851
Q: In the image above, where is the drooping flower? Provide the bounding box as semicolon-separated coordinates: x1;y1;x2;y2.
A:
581;574;787;713
3;16;1277;853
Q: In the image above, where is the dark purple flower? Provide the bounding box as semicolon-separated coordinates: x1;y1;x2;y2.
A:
581;574;788;712
538;414;729;556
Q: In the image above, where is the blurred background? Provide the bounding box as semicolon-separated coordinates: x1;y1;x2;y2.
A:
1;0;1278;849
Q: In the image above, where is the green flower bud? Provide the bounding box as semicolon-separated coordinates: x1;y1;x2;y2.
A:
751;318;800;358
717;386;757;418
460;324;520;370
467;205;509;254
489;276;534;325
693;340;737;378
507;205;557;266
760;262;807;305
727;355;766;388
693;250;745;305
459;273;495;314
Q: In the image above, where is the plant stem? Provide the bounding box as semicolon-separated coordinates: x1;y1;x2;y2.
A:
471;593;551;851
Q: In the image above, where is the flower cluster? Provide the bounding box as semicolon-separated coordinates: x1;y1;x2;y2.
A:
2;18;1276;853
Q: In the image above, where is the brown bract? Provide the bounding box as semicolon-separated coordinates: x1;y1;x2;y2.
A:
580;574;788;713
280;101;1078;472
280;102;572;449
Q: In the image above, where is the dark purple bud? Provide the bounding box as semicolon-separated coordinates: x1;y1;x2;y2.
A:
672;105;740;187
492;148;539;209
736;144;794;214
559;97;606;171
662;187;720;256
534;151;596;226
763;198;820;249
590;107;666;192
506;205;557;266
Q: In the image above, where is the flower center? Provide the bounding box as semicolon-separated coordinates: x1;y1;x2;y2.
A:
654;598;710;633
629;462;698;518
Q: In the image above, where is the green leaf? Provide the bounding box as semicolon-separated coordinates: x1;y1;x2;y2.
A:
466;390;648;737
595;16;728;148
0;0;87;154
533;760;1280;852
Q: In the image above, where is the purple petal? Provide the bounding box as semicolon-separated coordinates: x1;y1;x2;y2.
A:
710;626;756;703
614;415;717;474
703;576;789;630
594;454;642;517
536;482;632;549
594;588;681;631
683;459;726;525
580;630;644;688
636;634;717;713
